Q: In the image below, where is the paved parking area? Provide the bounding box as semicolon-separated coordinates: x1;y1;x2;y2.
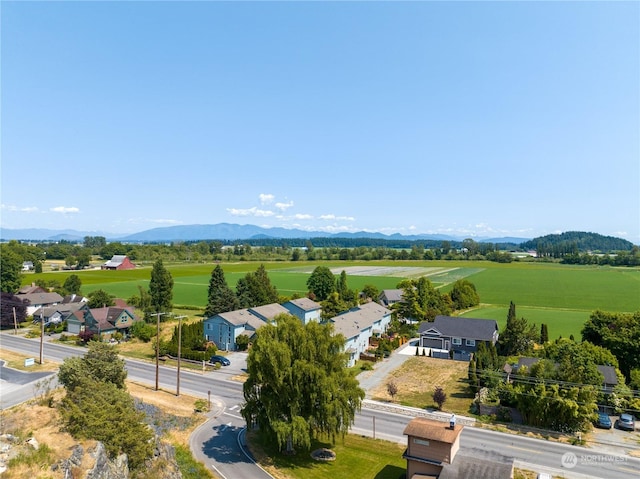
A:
210;351;248;378
590;418;640;454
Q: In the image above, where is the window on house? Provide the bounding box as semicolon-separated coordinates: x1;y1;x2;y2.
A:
466;339;476;347
452;337;462;346
414;438;430;446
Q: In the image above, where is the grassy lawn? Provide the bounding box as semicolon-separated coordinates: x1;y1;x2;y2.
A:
370;357;474;415
247;432;406;479
460;305;591;341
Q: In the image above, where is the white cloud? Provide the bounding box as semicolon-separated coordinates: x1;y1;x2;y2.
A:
319;214;355;221
275;201;294;211
50;206;80;214
227;207;275;217
293;213;313;220
259;194;274;205
1;204;39;213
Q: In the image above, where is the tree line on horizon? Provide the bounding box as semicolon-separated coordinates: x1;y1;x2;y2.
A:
1;231;637;277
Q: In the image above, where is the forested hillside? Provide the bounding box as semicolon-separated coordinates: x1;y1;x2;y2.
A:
520;231;634;254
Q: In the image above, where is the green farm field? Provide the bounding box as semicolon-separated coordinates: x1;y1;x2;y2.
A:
26;260;640;339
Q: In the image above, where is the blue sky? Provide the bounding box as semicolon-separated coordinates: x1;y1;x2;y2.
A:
2;1;638;241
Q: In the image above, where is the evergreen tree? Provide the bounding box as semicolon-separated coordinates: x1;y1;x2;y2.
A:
58;341;127;390
236;264;278;308
204;265;240;317
540;323;549;343
498;301;538;356
149;259;173;314
58;342;152;470
468;358;479;394
336;270;357;305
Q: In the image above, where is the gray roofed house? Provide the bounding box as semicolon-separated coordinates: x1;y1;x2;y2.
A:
597;365;619;390
249;303;290;322
19;292;64;316
283;297;322;325
33;302;88;326
204;304;288;351
378;289;404;307
512;357;619;391
61;294;88;304
418;316;499;360
18;284;47;295
330;302;392;367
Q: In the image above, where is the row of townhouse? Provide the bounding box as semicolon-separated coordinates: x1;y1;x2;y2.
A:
203;298;392;367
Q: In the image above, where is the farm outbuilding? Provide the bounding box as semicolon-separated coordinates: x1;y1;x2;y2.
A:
102;255;135;270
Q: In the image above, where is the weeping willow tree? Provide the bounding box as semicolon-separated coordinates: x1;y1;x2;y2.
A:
241;314;364;454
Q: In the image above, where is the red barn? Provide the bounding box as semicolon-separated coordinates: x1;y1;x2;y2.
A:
102;255;135;270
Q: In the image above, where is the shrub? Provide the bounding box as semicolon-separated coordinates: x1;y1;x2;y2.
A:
360;362;373;371
130;321;155;342
236;334;250;351
432;386;447;410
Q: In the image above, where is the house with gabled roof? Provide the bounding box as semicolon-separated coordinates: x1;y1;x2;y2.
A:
18;284;47;295
61;293;88;304
418;316;499;361
283;297;322;325
102;255;135;270
204;303;292;351
33;302;89;327
330;302;392;367
512;357;619;392
84;306;140;337
18;292;64;316
249;303;290;323
378;289;404;308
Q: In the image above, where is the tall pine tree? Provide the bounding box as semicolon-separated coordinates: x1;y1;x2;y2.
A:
237;264;278;308
149;259;173;315
498;301;538;356
204;265;240;317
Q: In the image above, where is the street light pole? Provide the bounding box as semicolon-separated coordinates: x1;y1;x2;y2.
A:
175;315;187;396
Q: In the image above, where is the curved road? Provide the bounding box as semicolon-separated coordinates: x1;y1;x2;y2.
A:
2;334;640;478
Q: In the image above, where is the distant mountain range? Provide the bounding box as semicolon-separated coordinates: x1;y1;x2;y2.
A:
0;223;531;244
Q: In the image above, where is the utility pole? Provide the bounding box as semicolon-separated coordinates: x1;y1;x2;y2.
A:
13;307;17;335
175;315;187;396
155;312;168;391
39;313;44;364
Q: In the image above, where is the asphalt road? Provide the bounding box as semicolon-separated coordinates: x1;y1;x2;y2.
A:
2;333;640;478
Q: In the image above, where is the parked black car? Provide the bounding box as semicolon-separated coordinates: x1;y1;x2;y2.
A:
210;355;231;366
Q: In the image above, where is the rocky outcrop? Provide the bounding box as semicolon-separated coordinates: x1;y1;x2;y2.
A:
52;439;182;479
85;442;129;479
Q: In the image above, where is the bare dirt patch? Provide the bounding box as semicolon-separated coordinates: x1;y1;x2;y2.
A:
371;356;473;414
